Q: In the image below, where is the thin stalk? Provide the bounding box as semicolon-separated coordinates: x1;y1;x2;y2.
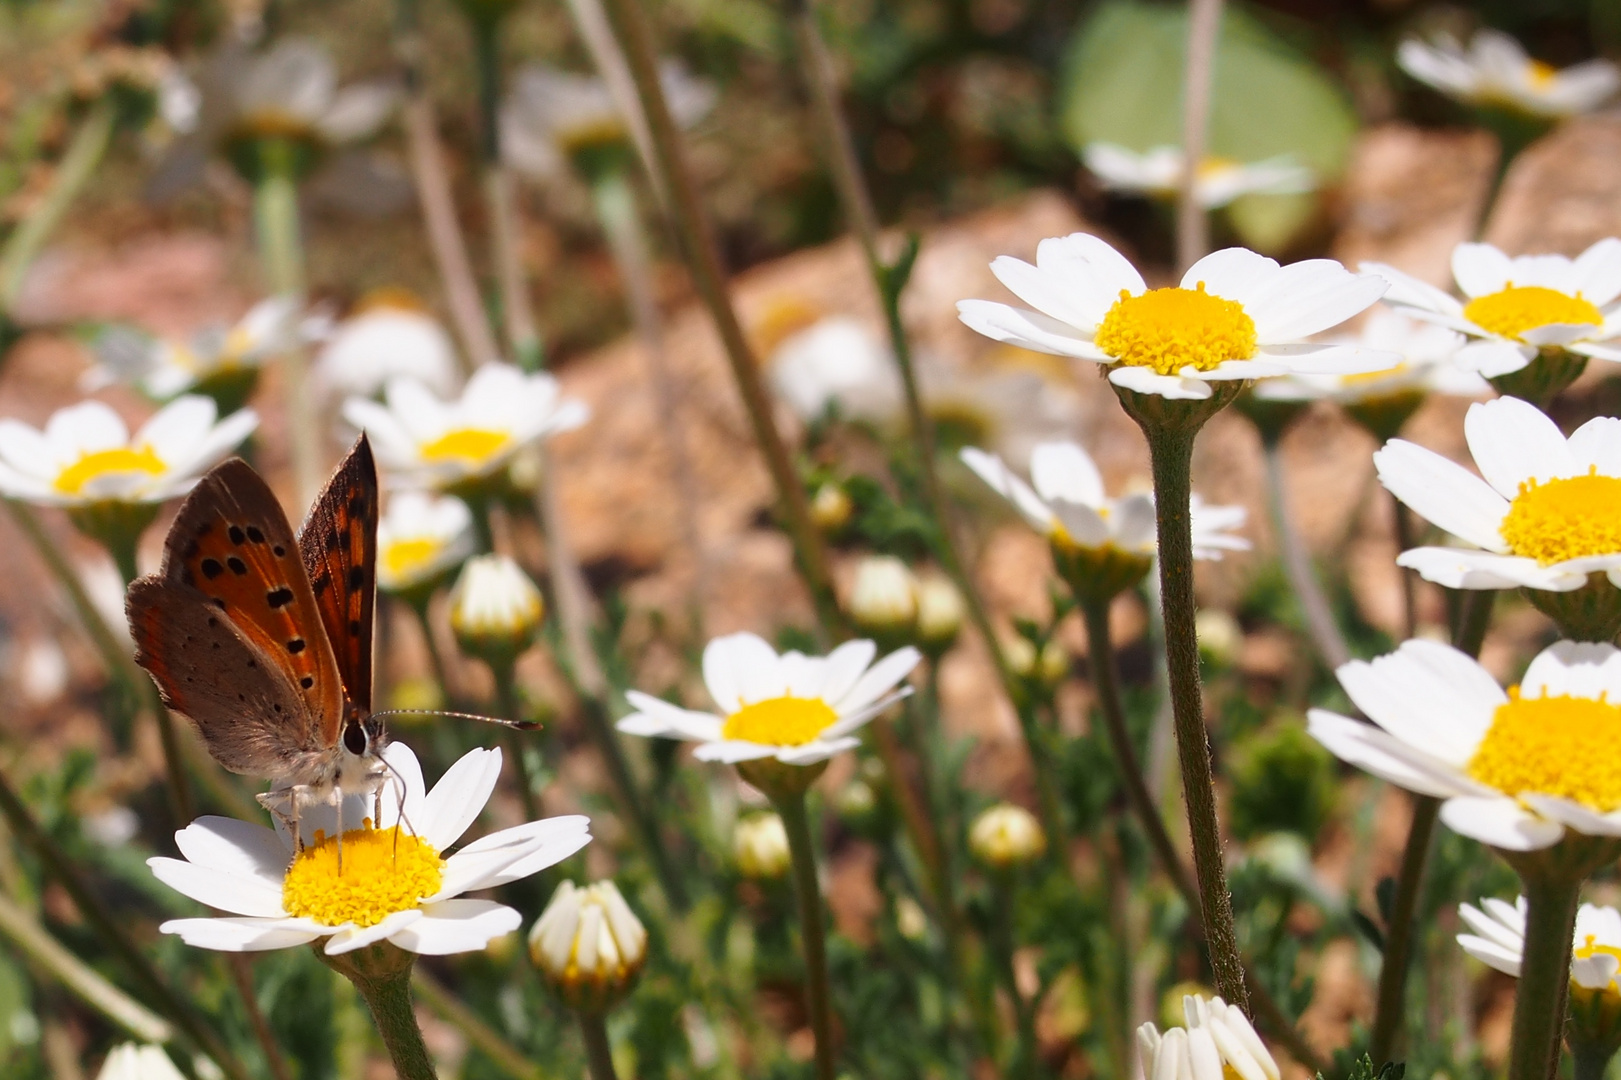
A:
1013;701;1069;860
0;766;254;1080
591;168;709;626
412;969;543;1080
579;1012;621;1080
350;964;439;1080
484;166;544;370
1146;424;1247;1010
225;955;295;1080
560;0;668;209
777;788;838;1080
0;892;171;1042
409;598;459;709
597;0;840;633
988;877;1037;1079
1507;873;1582;1080
395;0;499;369
1261;443;1350;671
492;660;542;823
0;98;116;312
1368;588;1495;1063
1177;0;1223;272
250;141;320;505
1392;497;1418;642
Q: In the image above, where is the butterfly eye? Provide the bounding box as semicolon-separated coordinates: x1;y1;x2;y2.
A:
343;721;368;755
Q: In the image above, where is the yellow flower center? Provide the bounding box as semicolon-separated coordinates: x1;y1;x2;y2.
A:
1528;60;1559;88
1499;468;1621;565
420;427;511;466
1093;284;1258;375
1342;361;1410;386
1576;935;1621;968
721;695;838;747
1467;689;1621;811
1462;285;1602;341
53;445;167;495
382;538;444;582
282;824;443;928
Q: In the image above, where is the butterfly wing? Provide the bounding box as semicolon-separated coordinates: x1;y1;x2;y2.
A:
128;578;321;777
297;434;379;714
143;457;346;750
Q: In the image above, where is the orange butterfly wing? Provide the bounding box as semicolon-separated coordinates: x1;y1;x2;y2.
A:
144;457;346;747
297;435;378;714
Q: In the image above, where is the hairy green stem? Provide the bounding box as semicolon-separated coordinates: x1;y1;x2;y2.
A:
777;788;838;1080
597;0;840;634
1261;443;1350;671
1509;874;1581;1080
350;963;439;1080
0;98;116;312
580;1011;620;1080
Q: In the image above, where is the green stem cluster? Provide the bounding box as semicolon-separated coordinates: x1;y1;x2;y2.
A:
777;788;838;1080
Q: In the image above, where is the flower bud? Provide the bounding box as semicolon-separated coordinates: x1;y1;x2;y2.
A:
1195;608;1242;668
914;570;965;653
529;880;648;1014
449;554;544;663
810;483;854;533
734;813;791;880
847;555;917;642
1005;636;1068;691
97;1044;186;1080
968;803;1047;869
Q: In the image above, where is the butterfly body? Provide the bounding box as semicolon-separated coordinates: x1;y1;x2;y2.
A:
129;436;386;839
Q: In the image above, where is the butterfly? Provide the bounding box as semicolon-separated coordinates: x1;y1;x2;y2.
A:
128;435;387;842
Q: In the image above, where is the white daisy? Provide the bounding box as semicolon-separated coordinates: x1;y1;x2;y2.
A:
958;233;1396;400
960;441;1250;562
376;492;475;595
0;396;257;507
1136;994;1280;1080
617;632;921;767
501;60;714;182
1364;240;1621;379
226;38;398;147
149;742;591;955
768;316;902;424
1398;30;1619;118
313;301;459;400
1375;396;1621;591
1458;895;1621;993
1252;309;1488;405
85;297;302;402
1308;639;1621;852
1083;143;1315;209
342;364;588;490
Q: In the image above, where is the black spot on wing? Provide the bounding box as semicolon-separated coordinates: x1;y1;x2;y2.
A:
227;556;248;575
228;525;245;545
273;544;286;557
348;567;365;589
246;525;265;543
287;638;305;654
300;676;314;689
200;558;224;580
266;587;294;609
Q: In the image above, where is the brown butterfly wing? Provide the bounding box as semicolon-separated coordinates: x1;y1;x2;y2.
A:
297;434;378;714
128;578;320;778
146;457;346;748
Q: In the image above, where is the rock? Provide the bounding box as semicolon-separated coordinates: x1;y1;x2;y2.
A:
1485;115;1621;255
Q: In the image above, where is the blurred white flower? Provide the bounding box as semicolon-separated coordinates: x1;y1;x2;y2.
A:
1083;143;1314;209
1137;994;1279;1080
847;555;918;638
96;1044;186;1080
15;637;68;706
314;300;459;400
227;38;398;145
1254;309;1487;405
0;397;256;507
151;742;591;954
377;492;475;595
343;364;588;490
449;554;545;657
733;813;791;879
968;803;1046;868
914;570;965;650
1398;30;1619;118
619;632;920;768
768;316;902;423
84;297;301;402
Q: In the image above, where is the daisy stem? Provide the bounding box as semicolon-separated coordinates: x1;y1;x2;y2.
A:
1176;0;1223;273
409;598;460;710
598;0;842;636
1142;422;1248;1011
491;659;543;823
579;1011;621;1080
0;97;115;313
1261;441;1351;671
987;874;1037;1080
350;962;440;1080
776;787;839;1080
1368;587;1495;1064
1508;871;1582;1080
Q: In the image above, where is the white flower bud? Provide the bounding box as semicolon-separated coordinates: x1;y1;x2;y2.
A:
1005;636;1068;690
914;570;965;651
847;555;917;639
968;803;1047;869
1137;994;1280;1080
734;813;791;880
529;880;648;1014
1195;608;1243;668
810;483;854;532
97;1044;187;1080
449;554;545;660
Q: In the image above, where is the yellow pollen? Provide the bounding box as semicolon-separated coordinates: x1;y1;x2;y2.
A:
721;695;838;747
1499;468;1621;565
1527;59;1559;88
420;427;511;465
382;538;443;580
1576;934;1621;967
1093;284;1258;375
1467;688;1621;811
1462;284;1602;341
53;445;167;495
282;825;443;928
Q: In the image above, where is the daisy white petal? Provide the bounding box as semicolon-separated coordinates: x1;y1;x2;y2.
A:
325;910;426;956
147;857;289;917
1439;797;1565;851
390;899;521;955
157;917;324;952
955;300;1109;361
1374;440;1508;552
419;747;503;851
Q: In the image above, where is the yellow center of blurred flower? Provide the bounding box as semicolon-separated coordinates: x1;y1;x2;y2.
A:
1527;60;1559;88
1576;935;1621;968
421;428;511;466
1094;284;1258;375
1341;362;1410;387
282;824;443;928
1499;468;1621;565
53;446;167;495
722;696;838;746
382;538;443;582
1468;689;1621;810
1463;285;1601;341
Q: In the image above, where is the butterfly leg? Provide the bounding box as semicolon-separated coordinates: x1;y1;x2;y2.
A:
257;790;302;851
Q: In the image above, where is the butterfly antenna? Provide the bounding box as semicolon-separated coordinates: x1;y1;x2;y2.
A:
370;708;541;731
376;757;419;850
